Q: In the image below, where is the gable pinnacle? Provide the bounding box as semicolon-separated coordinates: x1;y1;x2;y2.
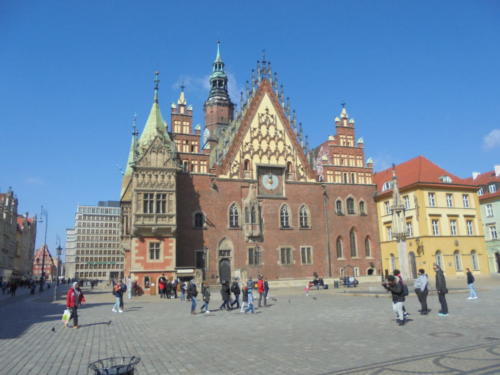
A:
178;83;187;105
154;71;160;103
215;40;222;62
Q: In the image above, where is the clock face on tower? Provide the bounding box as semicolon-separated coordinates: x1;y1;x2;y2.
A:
257;166;284;197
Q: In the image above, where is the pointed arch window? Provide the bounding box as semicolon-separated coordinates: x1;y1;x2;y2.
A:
299;205;310;228
350;228;358;257
336;200;343;215
347;198;355;215
359;201;366;215
365;237;371;257
280;205;291;229
229;204;240;228
336;237;343;259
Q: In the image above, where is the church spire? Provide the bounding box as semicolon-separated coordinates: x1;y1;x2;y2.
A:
124;117;138;177
215;40;222;63
139;71;173;150
207;41;230;102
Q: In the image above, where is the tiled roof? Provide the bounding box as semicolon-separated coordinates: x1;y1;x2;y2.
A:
373;156;475;195
465;169;500;201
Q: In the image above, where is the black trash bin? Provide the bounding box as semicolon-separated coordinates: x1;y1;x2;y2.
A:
88;356;141;375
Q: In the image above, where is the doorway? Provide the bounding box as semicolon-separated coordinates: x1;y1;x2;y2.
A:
496;252;500;273
219;258;231;283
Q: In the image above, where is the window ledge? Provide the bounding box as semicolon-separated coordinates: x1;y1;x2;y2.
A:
280;227;294;230
299;227;312;230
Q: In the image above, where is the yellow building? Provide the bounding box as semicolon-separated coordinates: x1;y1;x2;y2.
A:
373;156;488;279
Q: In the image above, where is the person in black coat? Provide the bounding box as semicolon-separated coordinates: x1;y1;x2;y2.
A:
382;275;406;326
434;264;448;316
230;278;241;309
219;280;231;310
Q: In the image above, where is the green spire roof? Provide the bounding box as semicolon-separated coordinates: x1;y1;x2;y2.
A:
215;40;222;62
138;72;173;149
124;125;137;177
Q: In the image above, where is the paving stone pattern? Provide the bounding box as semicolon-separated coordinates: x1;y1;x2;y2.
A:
1;282;500;374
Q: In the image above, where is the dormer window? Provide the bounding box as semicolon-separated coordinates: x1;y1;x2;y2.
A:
489;184;497;193
382;181;393;192
440;176;452;183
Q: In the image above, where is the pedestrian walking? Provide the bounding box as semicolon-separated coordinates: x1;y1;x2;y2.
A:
187;280;198;314
172;278;178;299
200;282;210;314
240;284;249;312
219;280;231;310
414;269;429;315
230;278;241;309
434;264;449;316
393;270;409;319
264;278;270;303
245;277;255;314
257;275;266;307
119;280;126;310
158;275;167;299
180;281;187;301
65;282;85;328
382;275;406;326
112;281;124;313
466;268;478;300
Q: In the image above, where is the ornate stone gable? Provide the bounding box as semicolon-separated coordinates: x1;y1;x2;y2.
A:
218;79;315;182
135;137;177;170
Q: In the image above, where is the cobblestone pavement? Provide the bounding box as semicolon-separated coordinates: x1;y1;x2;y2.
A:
1;281;500;375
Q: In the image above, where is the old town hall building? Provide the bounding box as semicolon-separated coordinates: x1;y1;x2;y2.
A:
120;44;381;292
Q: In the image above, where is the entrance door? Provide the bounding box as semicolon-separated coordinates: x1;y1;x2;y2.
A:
219;258;231;283
409;252;417;279
496;252;500;273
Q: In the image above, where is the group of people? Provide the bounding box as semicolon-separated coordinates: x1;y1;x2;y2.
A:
158;275;178;299
383;264;479;326
185;275;270;315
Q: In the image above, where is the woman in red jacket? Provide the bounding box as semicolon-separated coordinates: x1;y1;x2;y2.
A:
65;282;85;328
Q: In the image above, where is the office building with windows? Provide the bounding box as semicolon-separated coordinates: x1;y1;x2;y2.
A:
67;201;123;280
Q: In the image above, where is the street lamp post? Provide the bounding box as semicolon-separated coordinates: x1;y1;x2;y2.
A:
39;206;48;292
53;245;63;302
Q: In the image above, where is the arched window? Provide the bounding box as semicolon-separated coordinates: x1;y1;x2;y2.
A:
453;250;462;271
229;204;239;228
286;161;293;178
336;237;343;258
347;198;355;215
350;229;358;257
435;250;443;269
471;250;479;270
299;205;310;228
365;237;371;257
244;159;250;171
194;212;204;228
280;205;290;228
336;200;343;215
359;201;366;215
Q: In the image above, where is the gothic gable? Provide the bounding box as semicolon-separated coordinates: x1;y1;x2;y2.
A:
218;80;315;182
135;136;177;171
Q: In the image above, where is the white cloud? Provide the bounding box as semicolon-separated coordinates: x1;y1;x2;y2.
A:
483;129;500;151
371;153;394;172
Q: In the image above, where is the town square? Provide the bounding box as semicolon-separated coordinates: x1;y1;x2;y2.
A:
1;1;499;374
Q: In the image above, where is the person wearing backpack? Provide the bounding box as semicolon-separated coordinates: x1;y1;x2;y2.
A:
393;270;409;319
200;282;210;314
382;275;406;326
187;280;198;315
230;278;241;309
414;269;429;315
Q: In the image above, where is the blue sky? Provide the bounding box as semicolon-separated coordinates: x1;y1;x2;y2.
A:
1;1;499;255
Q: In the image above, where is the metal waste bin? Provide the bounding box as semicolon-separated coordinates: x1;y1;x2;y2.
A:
88;356;141;375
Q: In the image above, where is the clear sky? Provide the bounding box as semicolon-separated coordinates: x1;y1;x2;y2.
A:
1;1;499;255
